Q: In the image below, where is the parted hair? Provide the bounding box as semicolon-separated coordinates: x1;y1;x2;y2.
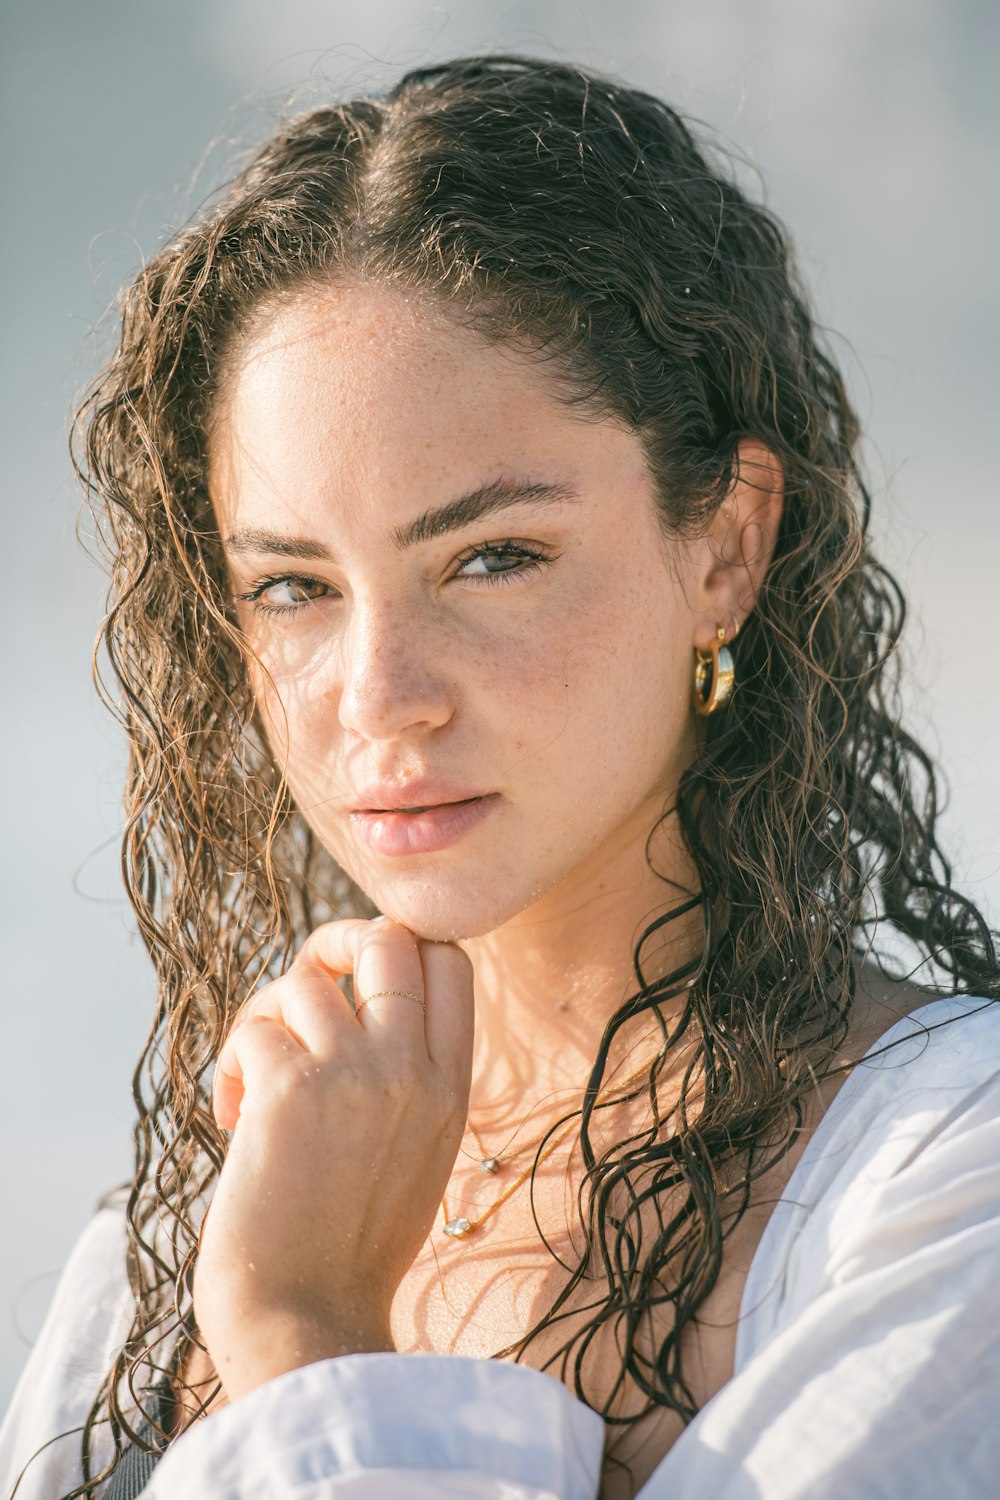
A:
50;54;998;1497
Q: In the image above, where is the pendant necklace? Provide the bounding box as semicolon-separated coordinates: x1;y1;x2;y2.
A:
441;1116;580;1239
461;1113;547;1176
440;1051;663;1240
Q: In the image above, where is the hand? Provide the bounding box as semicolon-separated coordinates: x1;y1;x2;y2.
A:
194;917;475;1402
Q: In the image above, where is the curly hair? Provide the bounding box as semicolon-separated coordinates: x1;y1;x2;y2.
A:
42;53;998;1497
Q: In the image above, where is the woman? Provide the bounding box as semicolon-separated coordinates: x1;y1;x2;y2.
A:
3;54;999;1500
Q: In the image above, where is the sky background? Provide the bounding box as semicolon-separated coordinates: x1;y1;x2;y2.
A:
2;0;998;1405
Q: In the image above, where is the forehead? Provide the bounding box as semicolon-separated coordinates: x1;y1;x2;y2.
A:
222;282;476;407
212;281;617;458
208;281;653;541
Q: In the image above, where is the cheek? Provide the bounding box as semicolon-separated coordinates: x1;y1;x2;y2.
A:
244;625;339;752
546;585;693;784
571;557;680;668
481;560;689;741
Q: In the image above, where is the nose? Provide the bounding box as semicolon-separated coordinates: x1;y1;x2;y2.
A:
335;597;454;742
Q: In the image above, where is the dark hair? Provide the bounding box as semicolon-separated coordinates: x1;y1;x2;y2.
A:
49;53;998;1496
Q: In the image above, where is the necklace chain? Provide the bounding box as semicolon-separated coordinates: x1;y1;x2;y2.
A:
440;1051;662;1240
460;1112;554;1174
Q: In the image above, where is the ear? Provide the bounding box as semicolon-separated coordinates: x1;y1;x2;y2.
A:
691;438;784;648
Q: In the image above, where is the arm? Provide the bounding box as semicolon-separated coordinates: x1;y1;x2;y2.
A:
154;917;605;1499
0;1206;131;1500
140;1352;605;1500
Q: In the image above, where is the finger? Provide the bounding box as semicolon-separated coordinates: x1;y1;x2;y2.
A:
296;917;374;983
419;940;475;1099
213;1013;307;1130
352;921;428;1051
224;968;354;1067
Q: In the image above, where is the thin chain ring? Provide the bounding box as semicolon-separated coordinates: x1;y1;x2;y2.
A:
354;989;426;1019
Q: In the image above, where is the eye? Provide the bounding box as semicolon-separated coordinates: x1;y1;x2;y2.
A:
453;541;552;584
236;574;333;617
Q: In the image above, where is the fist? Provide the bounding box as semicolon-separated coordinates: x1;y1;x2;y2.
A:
194;917;474;1400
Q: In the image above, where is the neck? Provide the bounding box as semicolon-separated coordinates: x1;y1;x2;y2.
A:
459;808;702;1128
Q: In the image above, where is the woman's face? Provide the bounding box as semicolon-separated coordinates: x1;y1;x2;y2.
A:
209;283;706;942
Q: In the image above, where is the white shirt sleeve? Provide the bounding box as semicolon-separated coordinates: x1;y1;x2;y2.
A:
0;1204;133;1500
139;1353;605;1500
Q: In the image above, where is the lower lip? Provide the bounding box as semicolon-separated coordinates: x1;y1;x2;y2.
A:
350;794;501;856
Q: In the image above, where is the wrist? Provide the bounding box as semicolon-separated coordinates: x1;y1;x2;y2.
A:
208;1308;396;1403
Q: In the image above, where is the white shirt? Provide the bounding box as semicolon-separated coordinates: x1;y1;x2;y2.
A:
3;994;999;1499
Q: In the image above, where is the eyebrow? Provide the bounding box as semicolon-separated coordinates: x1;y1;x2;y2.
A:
223;478;579;561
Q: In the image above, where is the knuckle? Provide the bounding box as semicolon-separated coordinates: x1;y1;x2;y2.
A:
293;917;360;976
270;1060;308;1104
230;973;287;1028
289;980;333;1025
242;1012;278;1046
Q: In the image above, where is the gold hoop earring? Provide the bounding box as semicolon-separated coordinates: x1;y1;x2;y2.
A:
693;626;735;716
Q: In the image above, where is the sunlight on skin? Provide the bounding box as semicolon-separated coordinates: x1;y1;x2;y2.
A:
172;280;791;1457
209;281;784;1102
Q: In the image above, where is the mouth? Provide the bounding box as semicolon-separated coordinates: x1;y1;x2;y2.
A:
351;778;491;815
349;793;501;856
366;796;482;814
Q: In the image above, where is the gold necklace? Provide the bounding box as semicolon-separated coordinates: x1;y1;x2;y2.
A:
440;1051;662;1240
461;1110;564;1175
441;1117;580;1238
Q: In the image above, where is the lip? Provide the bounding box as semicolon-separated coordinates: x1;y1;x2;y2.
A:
351;779;490;814
350;794;501;856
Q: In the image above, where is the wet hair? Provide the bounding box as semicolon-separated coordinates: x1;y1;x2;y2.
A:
47;53;999;1496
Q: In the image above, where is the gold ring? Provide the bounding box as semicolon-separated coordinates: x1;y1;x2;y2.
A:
355;989;426;1019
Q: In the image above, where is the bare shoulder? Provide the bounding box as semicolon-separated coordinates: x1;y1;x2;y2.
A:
847;958;940;1056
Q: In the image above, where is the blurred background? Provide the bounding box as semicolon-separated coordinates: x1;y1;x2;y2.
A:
2;0;998;1404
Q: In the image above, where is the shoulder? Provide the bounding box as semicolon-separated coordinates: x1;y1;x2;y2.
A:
828;992;1000;1165
14;1196;130;1356
739;994;1000;1364
0;1201;130;1499
656;997;1000;1500
655;995;1000;1500
845;960;1000;1070
807;990;1000;1221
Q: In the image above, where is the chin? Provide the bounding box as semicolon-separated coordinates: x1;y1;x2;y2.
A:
349;865;536;944
370;892;511;944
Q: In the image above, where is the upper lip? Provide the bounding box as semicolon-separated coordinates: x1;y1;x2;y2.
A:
351;780;490;813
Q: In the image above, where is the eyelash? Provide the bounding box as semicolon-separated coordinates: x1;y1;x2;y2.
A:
235;540;555;618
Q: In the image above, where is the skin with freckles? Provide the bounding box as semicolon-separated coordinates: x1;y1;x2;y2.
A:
193;280;915;1494
210;283;781;1086
212;287;695;949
